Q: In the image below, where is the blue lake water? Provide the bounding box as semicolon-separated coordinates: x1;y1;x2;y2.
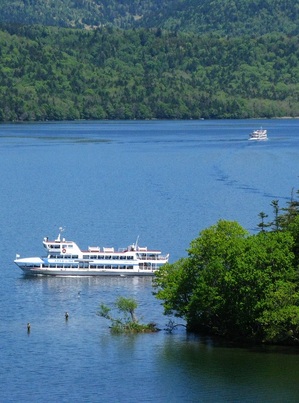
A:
1;119;299;402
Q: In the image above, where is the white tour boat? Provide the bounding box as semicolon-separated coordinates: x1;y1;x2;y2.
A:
249;128;268;141
14;231;169;276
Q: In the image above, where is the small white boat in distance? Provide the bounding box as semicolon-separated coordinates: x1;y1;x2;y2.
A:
14;231;169;277
249;127;268;141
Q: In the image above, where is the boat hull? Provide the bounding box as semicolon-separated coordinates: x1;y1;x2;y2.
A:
15;265;159;277
249;137;268;141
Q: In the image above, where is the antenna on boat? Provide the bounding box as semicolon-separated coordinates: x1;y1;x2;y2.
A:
135;235;139;249
56;226;65;241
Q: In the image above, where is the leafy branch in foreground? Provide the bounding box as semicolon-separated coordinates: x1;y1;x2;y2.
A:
97;296;158;334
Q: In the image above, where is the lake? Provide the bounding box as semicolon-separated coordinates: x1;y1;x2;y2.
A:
1;119;299;402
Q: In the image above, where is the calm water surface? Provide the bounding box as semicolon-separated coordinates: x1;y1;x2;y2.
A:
1;120;299;402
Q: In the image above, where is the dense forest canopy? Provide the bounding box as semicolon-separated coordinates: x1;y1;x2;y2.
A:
0;1;298;121
0;24;298;122
0;0;298;36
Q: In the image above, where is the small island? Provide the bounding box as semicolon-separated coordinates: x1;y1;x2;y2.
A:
153;196;299;345
98;296;159;334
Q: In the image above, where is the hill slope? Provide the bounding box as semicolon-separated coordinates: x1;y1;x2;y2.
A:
0;25;298;121
0;0;298;36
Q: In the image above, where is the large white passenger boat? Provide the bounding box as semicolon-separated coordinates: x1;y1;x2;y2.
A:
14;231;169;276
249;128;268;141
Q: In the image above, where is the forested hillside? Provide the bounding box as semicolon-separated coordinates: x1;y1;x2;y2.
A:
140;0;299;36
0;24;298;121
0;1;298;121
0;0;298;36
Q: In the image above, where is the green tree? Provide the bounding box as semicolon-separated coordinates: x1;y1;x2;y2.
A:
257;211;269;232
115;296;138;323
271;199;280;230
257;281;299;344
97;297;158;334
154;220;298;344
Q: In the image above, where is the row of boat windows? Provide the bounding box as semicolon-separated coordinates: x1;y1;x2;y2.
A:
83;255;134;260
49;254;134;260
18;264;135;270
48;245;74;249
41;264;136;270
24;264;156;270
49;254;160;261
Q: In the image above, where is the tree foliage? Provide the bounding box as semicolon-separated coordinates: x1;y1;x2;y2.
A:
0;0;297;37
154;202;299;344
0;24;298;122
97;297;158;334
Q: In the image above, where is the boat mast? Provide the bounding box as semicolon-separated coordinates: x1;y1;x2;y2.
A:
56;226;65;242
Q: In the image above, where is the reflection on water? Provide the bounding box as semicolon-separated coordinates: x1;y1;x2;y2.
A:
156;333;299;401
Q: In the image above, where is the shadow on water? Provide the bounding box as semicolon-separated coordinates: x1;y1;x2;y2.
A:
158;332;299;401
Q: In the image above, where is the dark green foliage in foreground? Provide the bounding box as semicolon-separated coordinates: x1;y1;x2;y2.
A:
0;24;299;121
154;193;299;345
97;297;158;334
